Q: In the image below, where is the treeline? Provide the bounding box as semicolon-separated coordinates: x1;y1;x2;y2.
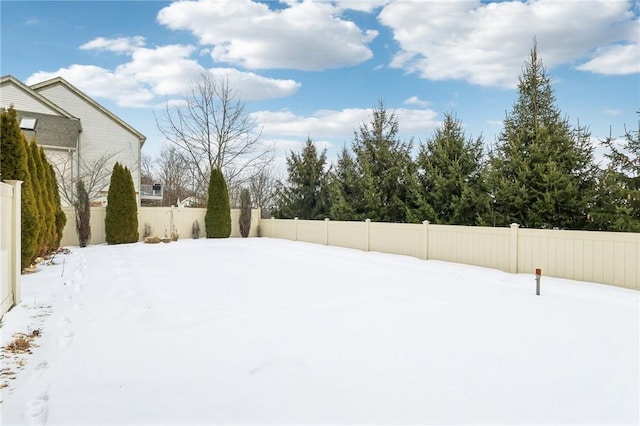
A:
1;107;66;269
274;46;639;232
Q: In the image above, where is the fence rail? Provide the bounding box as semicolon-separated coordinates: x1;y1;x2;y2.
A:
60;207;261;247
259;218;640;290
1;180;22;318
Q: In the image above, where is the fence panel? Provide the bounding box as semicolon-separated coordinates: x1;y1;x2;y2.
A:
328;221;368;251
518;229;640;289
297;220;327;245
370;222;424;259
428;225;511;272
1;181;21;318
60;207;261;246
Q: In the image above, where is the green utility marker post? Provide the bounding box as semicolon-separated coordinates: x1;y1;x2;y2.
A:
535;268;542;296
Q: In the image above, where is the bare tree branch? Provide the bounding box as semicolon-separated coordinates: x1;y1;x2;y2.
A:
155;73;273;201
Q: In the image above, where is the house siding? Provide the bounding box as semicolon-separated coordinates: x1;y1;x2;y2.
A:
0;82;60;115
34;84;142;202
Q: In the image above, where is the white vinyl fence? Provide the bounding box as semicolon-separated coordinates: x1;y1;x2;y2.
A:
1;181;22;318
60;207;261;247
260;218;640;290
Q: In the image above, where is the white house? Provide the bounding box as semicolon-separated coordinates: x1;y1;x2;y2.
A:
0;75;146;206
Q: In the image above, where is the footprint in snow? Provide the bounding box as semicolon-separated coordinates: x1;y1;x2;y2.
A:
28;387;50;425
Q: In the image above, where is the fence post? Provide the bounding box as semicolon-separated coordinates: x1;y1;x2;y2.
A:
365;219;371;251
422;220;430;260
510;223;519;274
294;217;298;241
325;218;330;245
270;217;275;238
6;180;22;305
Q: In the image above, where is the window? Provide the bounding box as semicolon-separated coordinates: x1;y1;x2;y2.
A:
19;117;37;130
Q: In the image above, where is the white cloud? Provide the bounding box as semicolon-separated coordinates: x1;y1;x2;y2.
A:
26;64;155;108
27;38;301;107
403;96;430;107
378;0;639;88
604;108;623;116
252;106;439;140
576;43;640;75
206;68;300;101
157;0;377;70
80;36;146;54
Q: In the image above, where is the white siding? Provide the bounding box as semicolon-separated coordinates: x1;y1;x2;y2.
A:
0;82;60;115
35;84;141;202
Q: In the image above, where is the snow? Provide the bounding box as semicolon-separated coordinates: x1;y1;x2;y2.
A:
1;238;638;425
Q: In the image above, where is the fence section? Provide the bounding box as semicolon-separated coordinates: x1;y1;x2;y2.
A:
1;181;22;318
60;207;261;247
259;218;639;290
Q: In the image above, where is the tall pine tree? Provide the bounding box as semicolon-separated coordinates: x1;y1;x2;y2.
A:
275;138;329;219
328;146;360;221
593;119;640;231
488;44;596;229
413;113;489;225
349;100;416;223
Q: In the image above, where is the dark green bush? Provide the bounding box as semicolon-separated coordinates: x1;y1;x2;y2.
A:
105;163;139;244
205;168;231;238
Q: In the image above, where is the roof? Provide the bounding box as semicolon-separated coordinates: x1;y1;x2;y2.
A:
29;76;146;146
0;75;81;125
16;110;81;149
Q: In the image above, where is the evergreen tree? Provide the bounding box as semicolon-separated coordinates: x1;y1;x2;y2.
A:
1;108;39;268
27;140;45;255
328;147;360;221
351;100;416;222
413;113;489;225
488;44;596;229
105;163;139;244
205;168;231;238
49;162;66;249
239;187;251;238
76;180;91;247
593;120;640;231
275;138;329;219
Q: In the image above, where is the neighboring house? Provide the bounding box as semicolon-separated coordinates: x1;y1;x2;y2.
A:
0;75;146;206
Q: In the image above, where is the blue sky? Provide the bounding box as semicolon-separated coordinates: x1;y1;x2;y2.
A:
2;0;638;174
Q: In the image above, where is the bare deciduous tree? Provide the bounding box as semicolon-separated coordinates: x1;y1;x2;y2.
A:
153;145;192;206
156;73;273;202
54;151;120;206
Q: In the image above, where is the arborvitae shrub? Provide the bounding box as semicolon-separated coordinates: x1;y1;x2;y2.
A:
191;220;201;239
49;163;66;249
28;140;45;256
105;163;139;244
76;180;91;247
205;168;231;238
1;108;39;269
239;188;251;238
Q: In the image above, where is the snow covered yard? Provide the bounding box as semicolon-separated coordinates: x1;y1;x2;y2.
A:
1;238;638;425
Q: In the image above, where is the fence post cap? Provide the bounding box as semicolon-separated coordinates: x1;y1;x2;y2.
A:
365;218;371;223
422;220;430;225
325;217;330;221
510;223;519;228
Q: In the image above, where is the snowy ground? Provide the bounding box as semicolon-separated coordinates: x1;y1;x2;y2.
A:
0;238;638;425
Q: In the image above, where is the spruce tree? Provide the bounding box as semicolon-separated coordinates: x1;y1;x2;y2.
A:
105;163;139;244
275;138;329;219
593;120;640;231
350;100;416;223
413;113;489;225
205;168;231;238
239;188;251;238
328;147;360;221
0;107;39;268
488;44;596;229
